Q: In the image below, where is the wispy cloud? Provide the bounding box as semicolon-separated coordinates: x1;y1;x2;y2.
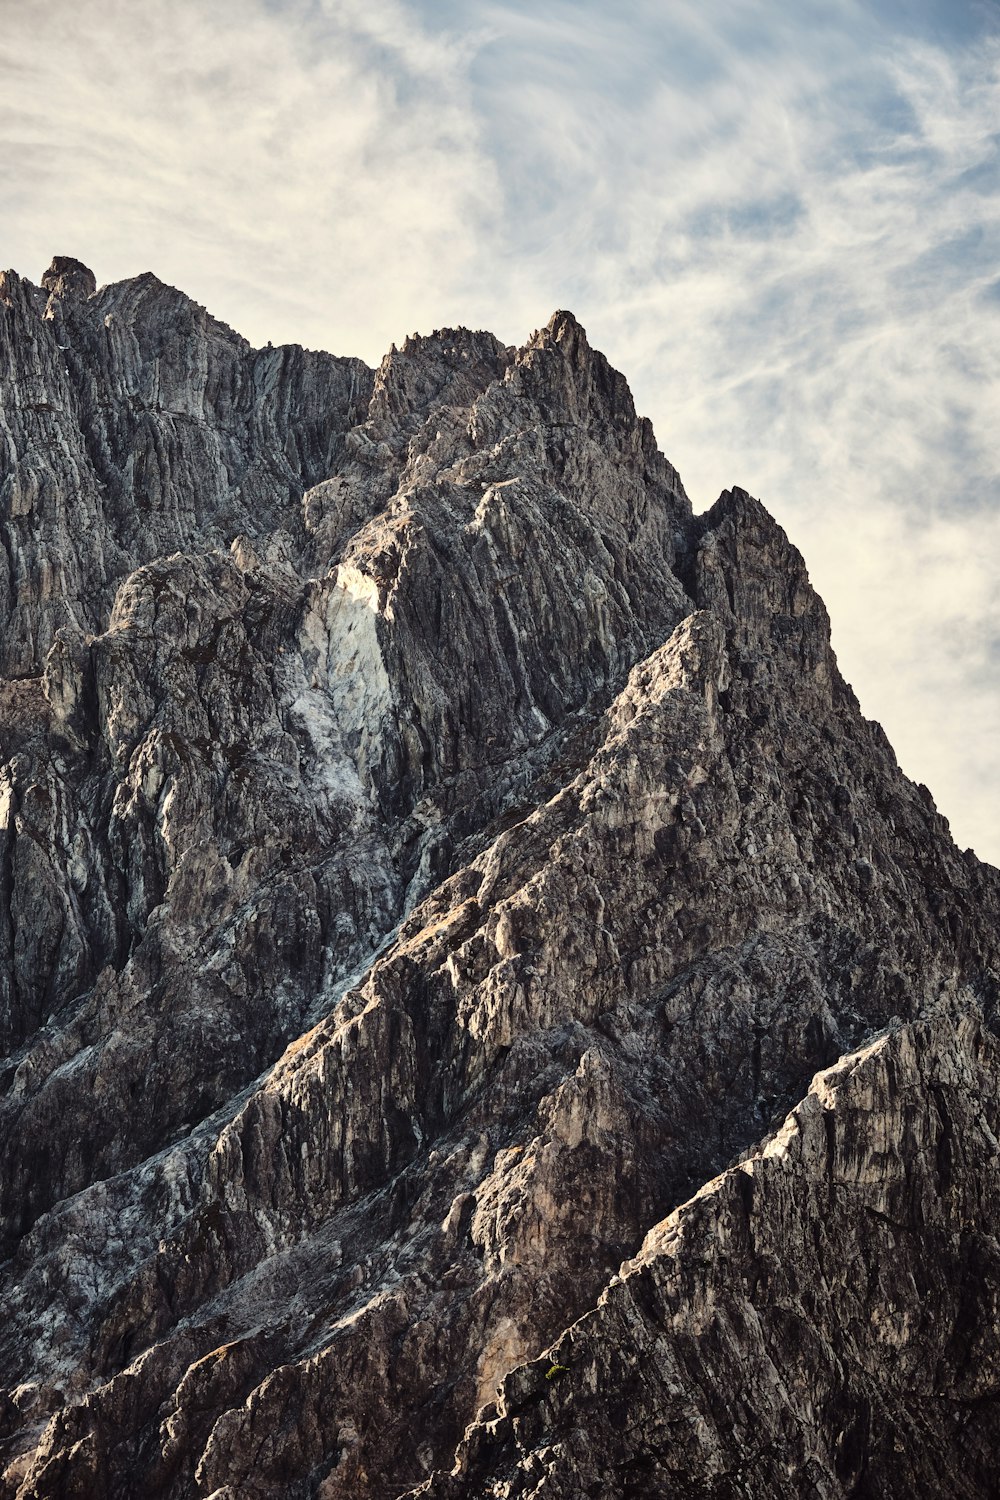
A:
2;0;999;858
0;0;500;353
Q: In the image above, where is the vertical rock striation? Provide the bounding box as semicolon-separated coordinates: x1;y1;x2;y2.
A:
0;258;997;1499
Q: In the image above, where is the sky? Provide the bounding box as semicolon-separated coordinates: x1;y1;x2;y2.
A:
2;0;999;862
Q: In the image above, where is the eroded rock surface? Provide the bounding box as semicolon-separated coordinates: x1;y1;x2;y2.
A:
422;1002;1000;1499
1;258;998;1499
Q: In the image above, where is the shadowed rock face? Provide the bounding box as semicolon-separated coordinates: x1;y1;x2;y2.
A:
0;258;998;1500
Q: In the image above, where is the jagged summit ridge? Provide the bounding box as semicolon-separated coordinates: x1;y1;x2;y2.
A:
0;258;998;1499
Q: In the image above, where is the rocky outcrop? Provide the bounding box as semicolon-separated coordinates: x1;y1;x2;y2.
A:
0;258;998;1499
422;1001;1000;1499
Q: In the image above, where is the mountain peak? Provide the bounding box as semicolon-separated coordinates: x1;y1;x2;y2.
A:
546;307;587;341
1;261;998;1500
40;254;96;299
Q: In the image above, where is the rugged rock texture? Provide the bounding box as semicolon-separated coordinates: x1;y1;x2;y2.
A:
1;257;998;1499
424;1002;1000;1499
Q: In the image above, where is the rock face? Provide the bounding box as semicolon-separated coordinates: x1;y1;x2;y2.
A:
0;257;998;1499
424;1003;1000;1499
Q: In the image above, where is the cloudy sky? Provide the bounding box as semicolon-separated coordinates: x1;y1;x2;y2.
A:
3;0;999;861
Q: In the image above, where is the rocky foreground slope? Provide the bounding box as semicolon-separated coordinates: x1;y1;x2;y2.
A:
0;256;998;1499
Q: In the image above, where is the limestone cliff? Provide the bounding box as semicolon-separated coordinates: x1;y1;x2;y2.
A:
0;258;997;1499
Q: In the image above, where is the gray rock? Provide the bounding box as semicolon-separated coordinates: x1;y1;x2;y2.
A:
419;1001;1000;1499
0;261;997;1499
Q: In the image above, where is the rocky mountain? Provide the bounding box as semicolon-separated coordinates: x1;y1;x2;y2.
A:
1;255;998;1499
